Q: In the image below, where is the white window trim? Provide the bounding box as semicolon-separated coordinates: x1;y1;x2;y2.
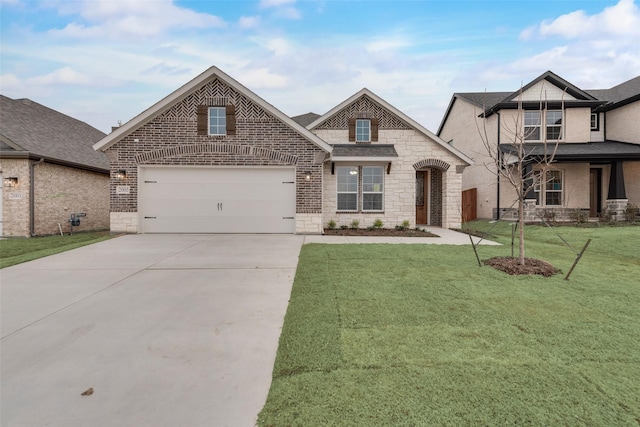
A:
335;165;385;212
590;113;599;130
534;169;564;207
355;119;371;143
208;107;226;136
524;110;563;142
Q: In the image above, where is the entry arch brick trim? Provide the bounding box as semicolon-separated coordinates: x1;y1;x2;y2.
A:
413;158;451;171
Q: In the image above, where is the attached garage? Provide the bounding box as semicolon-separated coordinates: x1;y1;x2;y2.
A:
139;166;296;234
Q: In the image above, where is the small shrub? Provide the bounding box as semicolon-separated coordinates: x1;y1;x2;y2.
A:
624;203;638;222
569;209;589;225
599;210;614;224
542;209;556;223
340;225;348;230
327;220;337;230
395;220;411;231
349;219;360;229
367;226;375;231
373;219;384;229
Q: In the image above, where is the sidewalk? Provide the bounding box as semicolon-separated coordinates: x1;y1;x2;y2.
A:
302;226;501;245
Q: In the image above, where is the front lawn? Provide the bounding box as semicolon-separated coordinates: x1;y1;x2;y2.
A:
258;222;640;426
0;231;115;269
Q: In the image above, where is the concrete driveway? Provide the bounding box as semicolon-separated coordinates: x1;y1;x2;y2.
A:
1;234;304;427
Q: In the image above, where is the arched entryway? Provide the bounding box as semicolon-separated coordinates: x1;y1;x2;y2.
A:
414;159;450;226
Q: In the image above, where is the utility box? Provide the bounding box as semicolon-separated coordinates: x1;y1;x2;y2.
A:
68;213;87;232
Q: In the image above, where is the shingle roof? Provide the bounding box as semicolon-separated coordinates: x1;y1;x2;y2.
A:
587;76;640;108
455;92;512;109
331;144;399;158
0;95;109;171
291;112;320;127
499;141;640;161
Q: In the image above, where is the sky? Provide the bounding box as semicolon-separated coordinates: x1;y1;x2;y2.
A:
1;0;639;134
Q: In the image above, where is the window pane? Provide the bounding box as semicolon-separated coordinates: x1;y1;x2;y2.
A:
546;126;561;140
209;107;226;135
525;127;540;140
362;166;383;192
524;111;541;141
338;193;357;210
546;192;561;206
546;111;562;140
545;171;562;191
356;119;370;142
337;167;358;192
363;194;382;210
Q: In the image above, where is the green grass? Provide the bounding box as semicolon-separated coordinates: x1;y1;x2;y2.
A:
0;231;115;268
258;221;640;426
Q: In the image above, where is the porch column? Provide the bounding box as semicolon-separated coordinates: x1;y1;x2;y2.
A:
606;161;628;221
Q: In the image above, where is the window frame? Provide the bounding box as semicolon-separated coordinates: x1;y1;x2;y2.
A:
533;170;563;206
208;106;227;136
524;110;563;141
336;166;359;211
361;166;384;211
335;165;385;212
355;119;371;143
590;112;599;131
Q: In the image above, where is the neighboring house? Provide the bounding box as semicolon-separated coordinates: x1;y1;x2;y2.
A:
438;71;640;221
93;66;471;235
1;96;110;237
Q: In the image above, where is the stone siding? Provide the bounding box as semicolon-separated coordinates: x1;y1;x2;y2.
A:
1;158;30;236
105;77;326;233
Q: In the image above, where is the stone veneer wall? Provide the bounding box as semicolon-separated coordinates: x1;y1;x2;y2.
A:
104;77;326;233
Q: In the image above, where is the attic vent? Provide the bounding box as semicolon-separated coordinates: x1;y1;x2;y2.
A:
355;111;373;119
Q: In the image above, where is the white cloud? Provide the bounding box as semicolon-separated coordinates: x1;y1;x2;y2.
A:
238;15;260;29
366;36;411;53
521;0;640;39
259;0;296;8
237;68;289;89
47;0;226;40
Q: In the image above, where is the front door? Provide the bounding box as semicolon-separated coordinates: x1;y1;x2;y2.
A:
589;168;601;217
416;171;429;224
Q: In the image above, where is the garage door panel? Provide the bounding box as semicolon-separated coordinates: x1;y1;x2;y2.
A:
139;167;296;233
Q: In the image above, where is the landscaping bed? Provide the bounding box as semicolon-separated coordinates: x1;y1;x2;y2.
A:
323;227;438;237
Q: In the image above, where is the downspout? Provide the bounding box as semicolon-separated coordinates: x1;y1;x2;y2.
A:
495;112;501;220
30;158;44;237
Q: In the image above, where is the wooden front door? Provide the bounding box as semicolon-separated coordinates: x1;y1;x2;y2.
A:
589;168;602;217
416;171;429;224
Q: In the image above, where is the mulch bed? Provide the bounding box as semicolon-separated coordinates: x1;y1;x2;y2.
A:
323;228;439;237
484;256;560;277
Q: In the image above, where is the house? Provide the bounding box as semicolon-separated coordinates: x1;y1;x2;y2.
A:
0;96;110;237
438;71;640;221
92;66;472;234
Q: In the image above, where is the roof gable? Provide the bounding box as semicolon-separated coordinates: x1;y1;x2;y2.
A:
0;95;108;171
93;66;331;153
308;88;472;165
507;71;597;102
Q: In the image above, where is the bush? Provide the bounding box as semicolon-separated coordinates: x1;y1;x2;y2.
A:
327;220;337;230
349;219;360;230
395;220;411;231
599;210;614;224
624;203;638;222
373;219;384;229
569;209;589;225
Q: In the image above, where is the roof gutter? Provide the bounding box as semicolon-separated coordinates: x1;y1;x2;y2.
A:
30;158;44;237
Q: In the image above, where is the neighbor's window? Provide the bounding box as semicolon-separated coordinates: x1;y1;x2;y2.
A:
534;170;563;206
355;119;371;142
524;111;541;141
208;107;226;135
546;111;562;140
337;166;358;210
362;166;384;211
590;113;599;130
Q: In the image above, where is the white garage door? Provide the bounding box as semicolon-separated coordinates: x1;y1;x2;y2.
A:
139;167;296;233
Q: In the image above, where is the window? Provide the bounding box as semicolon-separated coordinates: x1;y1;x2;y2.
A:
546;111;562;140
534;170;563;206
524;110;562;141
362;166;384;211
590;113;599;130
336;165;385;211
356;119;370;142
208;107;226;135
524;111;541;141
337;166;358;210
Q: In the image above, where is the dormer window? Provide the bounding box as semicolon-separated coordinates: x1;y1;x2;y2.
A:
356;119;370;142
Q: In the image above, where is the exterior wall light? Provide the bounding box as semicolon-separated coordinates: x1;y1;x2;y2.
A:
3;177;18;187
305;172;311;181
116;170;127;179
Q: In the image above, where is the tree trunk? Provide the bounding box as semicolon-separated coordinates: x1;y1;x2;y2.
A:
518;197;526;265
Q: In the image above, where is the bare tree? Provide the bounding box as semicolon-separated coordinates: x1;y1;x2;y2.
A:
475;87;565;265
